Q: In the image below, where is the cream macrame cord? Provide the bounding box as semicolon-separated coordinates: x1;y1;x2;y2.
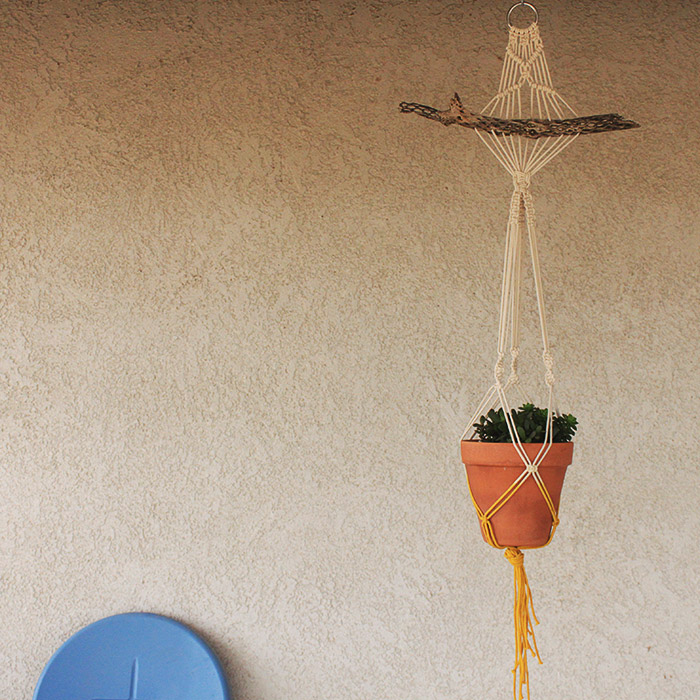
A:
400;9;638;700
461;21;571;487
460;22;575;700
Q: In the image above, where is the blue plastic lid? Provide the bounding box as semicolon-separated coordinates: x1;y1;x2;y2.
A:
34;613;229;700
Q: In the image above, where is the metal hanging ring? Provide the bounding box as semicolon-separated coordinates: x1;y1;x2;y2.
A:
507;1;539;28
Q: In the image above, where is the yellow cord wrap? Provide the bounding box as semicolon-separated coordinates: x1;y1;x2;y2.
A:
504;547;542;700
465;468;559;551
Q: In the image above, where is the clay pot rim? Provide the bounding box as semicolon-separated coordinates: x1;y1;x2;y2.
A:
461;439;574;467
461;439;575;446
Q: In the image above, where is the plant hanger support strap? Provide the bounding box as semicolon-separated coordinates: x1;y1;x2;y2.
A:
456;17;613;531
401;12;638;700
459;22;571;700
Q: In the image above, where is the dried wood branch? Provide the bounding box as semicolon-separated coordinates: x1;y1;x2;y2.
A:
399;93;640;139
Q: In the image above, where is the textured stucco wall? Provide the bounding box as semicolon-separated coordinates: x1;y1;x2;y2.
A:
1;0;699;698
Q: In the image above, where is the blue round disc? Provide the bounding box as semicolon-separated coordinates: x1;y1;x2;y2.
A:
34;613;229;700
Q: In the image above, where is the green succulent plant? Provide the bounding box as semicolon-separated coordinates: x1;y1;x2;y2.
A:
472;403;577;443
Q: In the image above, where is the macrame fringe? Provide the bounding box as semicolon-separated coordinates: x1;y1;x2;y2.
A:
504;547;542;700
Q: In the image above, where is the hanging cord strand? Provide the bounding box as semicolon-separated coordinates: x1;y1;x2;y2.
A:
523;188;555;466
504;547;542;700
507;196;525;390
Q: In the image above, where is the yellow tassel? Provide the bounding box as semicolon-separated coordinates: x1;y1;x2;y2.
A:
504;547;542;700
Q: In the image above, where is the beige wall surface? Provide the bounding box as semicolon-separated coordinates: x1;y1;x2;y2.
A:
1;0;698;697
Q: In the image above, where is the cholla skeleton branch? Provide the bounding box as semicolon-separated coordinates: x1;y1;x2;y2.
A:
399;93;639;139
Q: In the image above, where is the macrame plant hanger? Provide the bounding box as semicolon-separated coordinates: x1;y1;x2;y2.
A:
400;4;638;700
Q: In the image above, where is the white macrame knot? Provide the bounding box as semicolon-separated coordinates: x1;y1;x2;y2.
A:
513;171;531;192
494;354;506;386
507;346;520;386
525;462;538;474
543;350;555;387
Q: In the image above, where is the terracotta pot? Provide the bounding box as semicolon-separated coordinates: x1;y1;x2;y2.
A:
461;441;574;548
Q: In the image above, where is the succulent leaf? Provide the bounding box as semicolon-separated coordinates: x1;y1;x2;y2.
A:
472;404;577;443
